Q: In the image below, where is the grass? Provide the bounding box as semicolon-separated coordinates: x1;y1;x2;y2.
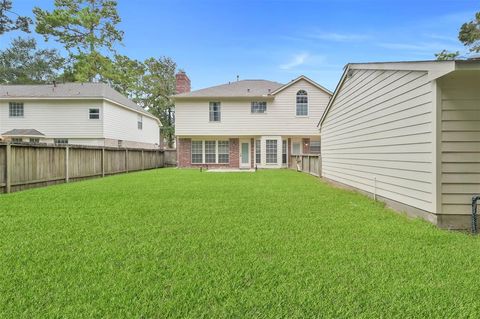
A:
1;168;480;318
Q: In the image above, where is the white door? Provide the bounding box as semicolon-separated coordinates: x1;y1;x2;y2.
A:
239;139;250;168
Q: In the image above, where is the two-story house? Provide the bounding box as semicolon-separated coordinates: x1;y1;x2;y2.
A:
0;83;161;149
173;74;332;168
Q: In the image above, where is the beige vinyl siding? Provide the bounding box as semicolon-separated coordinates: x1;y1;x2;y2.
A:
0;99;103;138
175;79;330;136
321;69;435;212
102;100;159;146
439;72;480;215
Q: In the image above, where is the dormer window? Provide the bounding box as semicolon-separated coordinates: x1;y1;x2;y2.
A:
296;90;308;116
251;101;267;113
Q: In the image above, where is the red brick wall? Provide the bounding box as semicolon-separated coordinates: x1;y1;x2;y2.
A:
175;71;191;94
177;138;191;167
176;138;240;168
302;138;310;154
229;138;239;168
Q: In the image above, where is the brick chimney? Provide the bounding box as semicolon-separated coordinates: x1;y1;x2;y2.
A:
175;71;191;94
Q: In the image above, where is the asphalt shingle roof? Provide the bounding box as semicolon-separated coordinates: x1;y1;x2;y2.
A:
2;129;45;136
0;82;152;117
174;80;283;98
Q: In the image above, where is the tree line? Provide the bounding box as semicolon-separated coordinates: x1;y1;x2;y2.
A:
0;0;177;147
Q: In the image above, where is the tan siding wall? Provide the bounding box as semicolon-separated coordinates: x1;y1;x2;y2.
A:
321;69;435;212
175;79;330;136
102;101;160;146
439;72;480;216
0;100;103;138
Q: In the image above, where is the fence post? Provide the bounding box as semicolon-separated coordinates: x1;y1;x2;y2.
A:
101;148;105;177
65;145;69;183
318;155;322;177
5;143;11;193
125;148;129;173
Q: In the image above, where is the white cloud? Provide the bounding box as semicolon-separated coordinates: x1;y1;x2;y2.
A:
310;32;371;42
280;53;310;70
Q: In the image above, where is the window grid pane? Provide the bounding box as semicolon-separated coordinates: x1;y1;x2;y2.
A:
296;90;308;116
282;140;287;164
9;102;24;117
204;141;216;163
209;102;221;122
251;101;267;113
266;140;277;164
89;108;100;119
255;140;261;164
310;141;321;154
191;141;203;163
218;141;229;163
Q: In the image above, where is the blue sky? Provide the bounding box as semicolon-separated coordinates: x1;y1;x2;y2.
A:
1;0;477;91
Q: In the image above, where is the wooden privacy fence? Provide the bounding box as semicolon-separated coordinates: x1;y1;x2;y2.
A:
289;154;322;177
0;143;165;194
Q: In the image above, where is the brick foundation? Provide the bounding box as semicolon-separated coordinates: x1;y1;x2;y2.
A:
177;137;240;168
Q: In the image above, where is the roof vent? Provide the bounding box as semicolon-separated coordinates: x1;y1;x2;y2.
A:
247;88;250;93
268;88;271;93
236;75;239;82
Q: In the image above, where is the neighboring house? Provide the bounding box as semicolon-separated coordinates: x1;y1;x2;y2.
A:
0;83;161;149
173;74;332;169
319;60;480;230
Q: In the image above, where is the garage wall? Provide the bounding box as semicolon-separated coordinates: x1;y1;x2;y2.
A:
439;71;480;218
321;68;435;213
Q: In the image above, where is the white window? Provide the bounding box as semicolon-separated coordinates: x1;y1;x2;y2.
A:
29;138;40;144
89;108;100;119
292;142;301;155
251;101;267;113
209;102;221;122
137;115;143;130
218;141;229;163
204;141;216;163
9;102;24;117
255;139;261;164
310;141;321;154
296;90;308;116
266;140;277;164
191;141;203;163
11;137;23;143
54;138;68;145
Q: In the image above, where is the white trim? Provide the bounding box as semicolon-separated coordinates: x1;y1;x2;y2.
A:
270;75;333;96
239;139;251;168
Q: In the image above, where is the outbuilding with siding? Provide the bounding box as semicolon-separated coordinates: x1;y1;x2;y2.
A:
319;60;480;230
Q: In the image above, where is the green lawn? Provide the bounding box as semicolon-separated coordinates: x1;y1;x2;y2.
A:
1;169;480;318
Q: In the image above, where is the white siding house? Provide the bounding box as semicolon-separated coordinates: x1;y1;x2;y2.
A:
320;60;480;229
0;83;161;149
174;76;332;169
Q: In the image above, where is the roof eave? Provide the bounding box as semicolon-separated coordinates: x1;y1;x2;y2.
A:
172;95;276;101
271;75;333;96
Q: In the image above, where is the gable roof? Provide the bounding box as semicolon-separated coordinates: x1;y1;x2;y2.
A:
270;75;333;96
173;80;283;99
0;83;160;123
2;129;45;136
317;59;480;127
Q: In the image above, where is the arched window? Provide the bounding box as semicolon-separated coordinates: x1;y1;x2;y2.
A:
296;90;308;116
